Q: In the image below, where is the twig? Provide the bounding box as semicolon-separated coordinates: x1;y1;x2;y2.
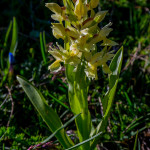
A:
107;118;114;138
122;42;141;72
0;95;8;109
122;117;137;134
5;86;14;127
97;144;109;150
98;97;103;117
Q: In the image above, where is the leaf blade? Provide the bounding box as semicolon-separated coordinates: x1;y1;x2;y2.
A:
90;47;123;149
10;17;18;55
17;75;74;149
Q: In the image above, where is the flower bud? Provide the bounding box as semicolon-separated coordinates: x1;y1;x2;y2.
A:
89;0;99;9
51;23;66;39
45;3;62;14
74;0;87;20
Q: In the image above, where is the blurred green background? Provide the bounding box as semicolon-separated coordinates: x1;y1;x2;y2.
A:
0;0;150;149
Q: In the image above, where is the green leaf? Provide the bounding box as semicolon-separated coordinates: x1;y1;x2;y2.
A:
90;47;123;149
17;75;74;149
103;46;124;117
10;17;18;55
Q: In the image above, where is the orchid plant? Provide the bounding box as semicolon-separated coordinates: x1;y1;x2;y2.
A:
17;0;123;150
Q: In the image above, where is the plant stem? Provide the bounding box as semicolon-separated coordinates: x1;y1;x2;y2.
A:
66;63;91;150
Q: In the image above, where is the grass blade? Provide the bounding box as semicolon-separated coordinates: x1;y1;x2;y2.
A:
39;113;81;146
1;20;12;70
65;132;102;150
10;17;18;55
133;131;138;150
4;21;12;49
47;92;71;110
124;91;132;107
0;50;4;70
40;31;47;64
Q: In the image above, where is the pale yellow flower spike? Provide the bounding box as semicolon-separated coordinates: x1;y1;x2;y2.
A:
46;0;117;80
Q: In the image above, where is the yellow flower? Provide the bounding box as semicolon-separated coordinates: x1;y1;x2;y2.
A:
46;0;118;80
51;23;66;39
85;48;114;79
65;26;80;40
48;60;62;73
45;3;65;22
48;43;81;72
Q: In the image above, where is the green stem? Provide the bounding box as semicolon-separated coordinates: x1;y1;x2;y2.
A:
66;63;91;150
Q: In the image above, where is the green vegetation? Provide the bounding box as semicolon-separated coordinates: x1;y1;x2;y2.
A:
0;0;150;149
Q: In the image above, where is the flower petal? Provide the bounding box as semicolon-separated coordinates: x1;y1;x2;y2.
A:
45;3;62;14
93;11;108;24
74;0;87;20
102;63;111;74
89;0;99;9
51;14;64;22
48;60;61;72
52;23;66;39
101;38;118;46
85;65;98;80
49;50;63;60
65;26;80;39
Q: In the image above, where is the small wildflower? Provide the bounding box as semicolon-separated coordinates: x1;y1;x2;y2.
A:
46;0;118;80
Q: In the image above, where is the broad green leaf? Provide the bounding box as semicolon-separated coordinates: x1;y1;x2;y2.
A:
10;17;18;55
17;75;74;149
90;47;123;149
103;46;123;114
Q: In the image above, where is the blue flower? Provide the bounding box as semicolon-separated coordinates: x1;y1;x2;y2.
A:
9;52;15;65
